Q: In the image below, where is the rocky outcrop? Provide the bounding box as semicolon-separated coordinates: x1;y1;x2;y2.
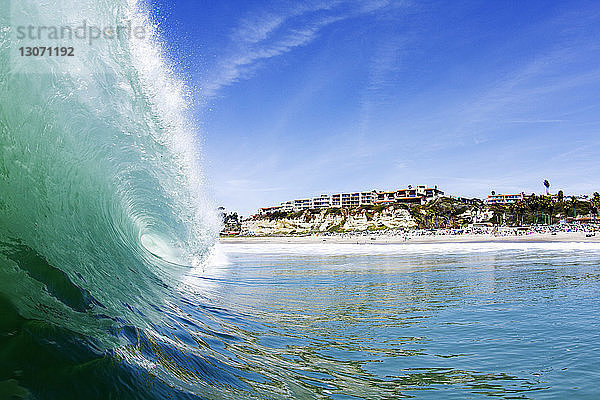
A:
242;207;417;236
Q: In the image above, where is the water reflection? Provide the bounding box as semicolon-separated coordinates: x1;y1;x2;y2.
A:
132;243;600;399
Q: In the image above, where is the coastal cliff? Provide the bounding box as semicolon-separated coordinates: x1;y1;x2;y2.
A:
236;193;600;236
241;199;493;235
243;206;415;235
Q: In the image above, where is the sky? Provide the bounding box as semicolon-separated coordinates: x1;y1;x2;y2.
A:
149;0;600;216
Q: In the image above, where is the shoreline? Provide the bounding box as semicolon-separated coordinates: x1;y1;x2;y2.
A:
220;231;600;245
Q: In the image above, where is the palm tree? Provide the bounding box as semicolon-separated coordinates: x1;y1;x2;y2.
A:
516;199;528;225
593;192;600;220
528;193;540;224
543;179;550;195
539;195;554;225
570;196;577;219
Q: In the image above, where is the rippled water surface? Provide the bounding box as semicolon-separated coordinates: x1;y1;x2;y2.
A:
181;242;600;399
3;242;600;399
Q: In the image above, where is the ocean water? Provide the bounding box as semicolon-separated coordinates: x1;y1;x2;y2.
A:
183;242;600;400
4;240;600;399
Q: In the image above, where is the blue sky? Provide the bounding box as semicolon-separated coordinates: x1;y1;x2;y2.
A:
150;0;600;216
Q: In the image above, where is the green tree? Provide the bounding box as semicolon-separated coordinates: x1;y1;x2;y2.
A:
570;196;578;219
557;190;564;202
539;195;554;224
527;194;540;224
515;199;528;225
592;192;600;219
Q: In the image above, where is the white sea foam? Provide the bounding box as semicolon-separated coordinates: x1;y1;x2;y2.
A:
219;241;600;256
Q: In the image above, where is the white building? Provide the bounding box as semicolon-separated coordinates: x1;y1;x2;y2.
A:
293;198;313;211
360;191;376;205
331;193;341;207
280;201;294;212
312;194;331;208
257;185;444;214
484;192;524;205
257;206;282;215
340;192;360;207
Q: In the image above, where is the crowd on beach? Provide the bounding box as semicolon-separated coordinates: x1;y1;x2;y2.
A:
315;222;599;239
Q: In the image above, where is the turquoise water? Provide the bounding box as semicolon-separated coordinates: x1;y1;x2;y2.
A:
1;0;222;397
2;240;600;399
183;242;600;399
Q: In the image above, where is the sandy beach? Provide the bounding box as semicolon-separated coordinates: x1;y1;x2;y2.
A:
220;231;600;245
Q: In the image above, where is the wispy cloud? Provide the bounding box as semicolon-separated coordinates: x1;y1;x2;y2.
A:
200;0;401;100
407;40;600;157
507;120;565;124
358;36;408;137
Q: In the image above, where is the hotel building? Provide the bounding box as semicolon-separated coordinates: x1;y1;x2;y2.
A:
484;192;525;205
257;185;444;214
313;194;331;208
